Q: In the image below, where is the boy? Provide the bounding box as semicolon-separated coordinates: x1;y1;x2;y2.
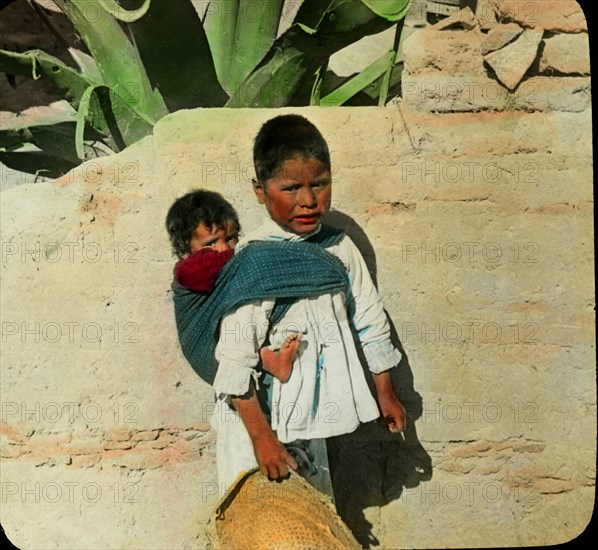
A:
166;189;300;383
212;115;406;495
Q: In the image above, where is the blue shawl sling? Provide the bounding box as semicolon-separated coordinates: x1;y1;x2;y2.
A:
172;225;348;385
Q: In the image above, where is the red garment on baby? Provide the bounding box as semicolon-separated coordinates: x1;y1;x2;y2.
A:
175;248;234;292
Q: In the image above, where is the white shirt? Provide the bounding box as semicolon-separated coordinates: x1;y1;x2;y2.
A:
213;218;402;443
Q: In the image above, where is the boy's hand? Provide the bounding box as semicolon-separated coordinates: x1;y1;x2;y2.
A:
378;392;407;433
253;433;299;479
231;380;298;479
372;370;407;433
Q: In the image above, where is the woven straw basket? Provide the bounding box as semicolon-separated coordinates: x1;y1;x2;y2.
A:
206;469;362;550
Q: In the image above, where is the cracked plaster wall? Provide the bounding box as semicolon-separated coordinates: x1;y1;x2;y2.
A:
1;102;593;548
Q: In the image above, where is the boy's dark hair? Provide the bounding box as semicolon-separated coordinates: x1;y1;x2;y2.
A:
165;190;240;259
253;114;330;183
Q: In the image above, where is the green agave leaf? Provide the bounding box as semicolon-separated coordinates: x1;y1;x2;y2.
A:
68;47;103;83
294;0;384;36
342;62;404;105
100;87;154;148
0;146;80;179
297;22;317;35
30;122;93;165
204;0;285;94
291;60;403;107
0;101;77;132
0;49;98;106
229;0;403;107
226;52;309;108
320;50;393;105
76;85;102;159
310;60;328;105
376;16;407;105
226;27;316;107
0;102;104;163
361;0;412;21
53;0;167;123
0;115;106;178
0;49;147;149
372;61;403;104
126;0;227;110
227;0;285;92
97;0;151;22
203;0;237;89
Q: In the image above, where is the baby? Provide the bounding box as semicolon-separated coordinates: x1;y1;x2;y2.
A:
166;189;300;383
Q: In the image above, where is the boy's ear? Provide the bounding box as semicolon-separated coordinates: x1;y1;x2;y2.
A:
252;179;266;204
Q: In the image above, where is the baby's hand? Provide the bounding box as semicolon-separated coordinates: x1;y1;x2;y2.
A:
199;242;228;252
252;433;299;479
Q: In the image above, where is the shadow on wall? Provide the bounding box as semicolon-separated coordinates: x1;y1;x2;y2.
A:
325;210;433;549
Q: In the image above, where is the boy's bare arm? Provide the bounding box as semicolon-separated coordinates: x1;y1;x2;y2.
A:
372;370;406;433
231;381;298;478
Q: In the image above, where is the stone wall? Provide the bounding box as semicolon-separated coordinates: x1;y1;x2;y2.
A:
401;0;590;113
1;3;594;549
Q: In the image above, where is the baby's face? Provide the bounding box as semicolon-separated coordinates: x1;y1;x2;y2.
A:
254;156;332;235
189;220;239;253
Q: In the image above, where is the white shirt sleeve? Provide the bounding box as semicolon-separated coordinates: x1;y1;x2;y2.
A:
212;299;275;396
332;235;402;373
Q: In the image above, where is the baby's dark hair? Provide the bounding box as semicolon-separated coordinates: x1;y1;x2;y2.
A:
253;114;330;184
165;190;240;259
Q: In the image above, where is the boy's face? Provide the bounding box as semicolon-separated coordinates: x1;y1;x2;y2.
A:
189;220;238;253
253;156;332;235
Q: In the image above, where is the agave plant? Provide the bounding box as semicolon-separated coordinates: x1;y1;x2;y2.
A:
0;0;412;178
